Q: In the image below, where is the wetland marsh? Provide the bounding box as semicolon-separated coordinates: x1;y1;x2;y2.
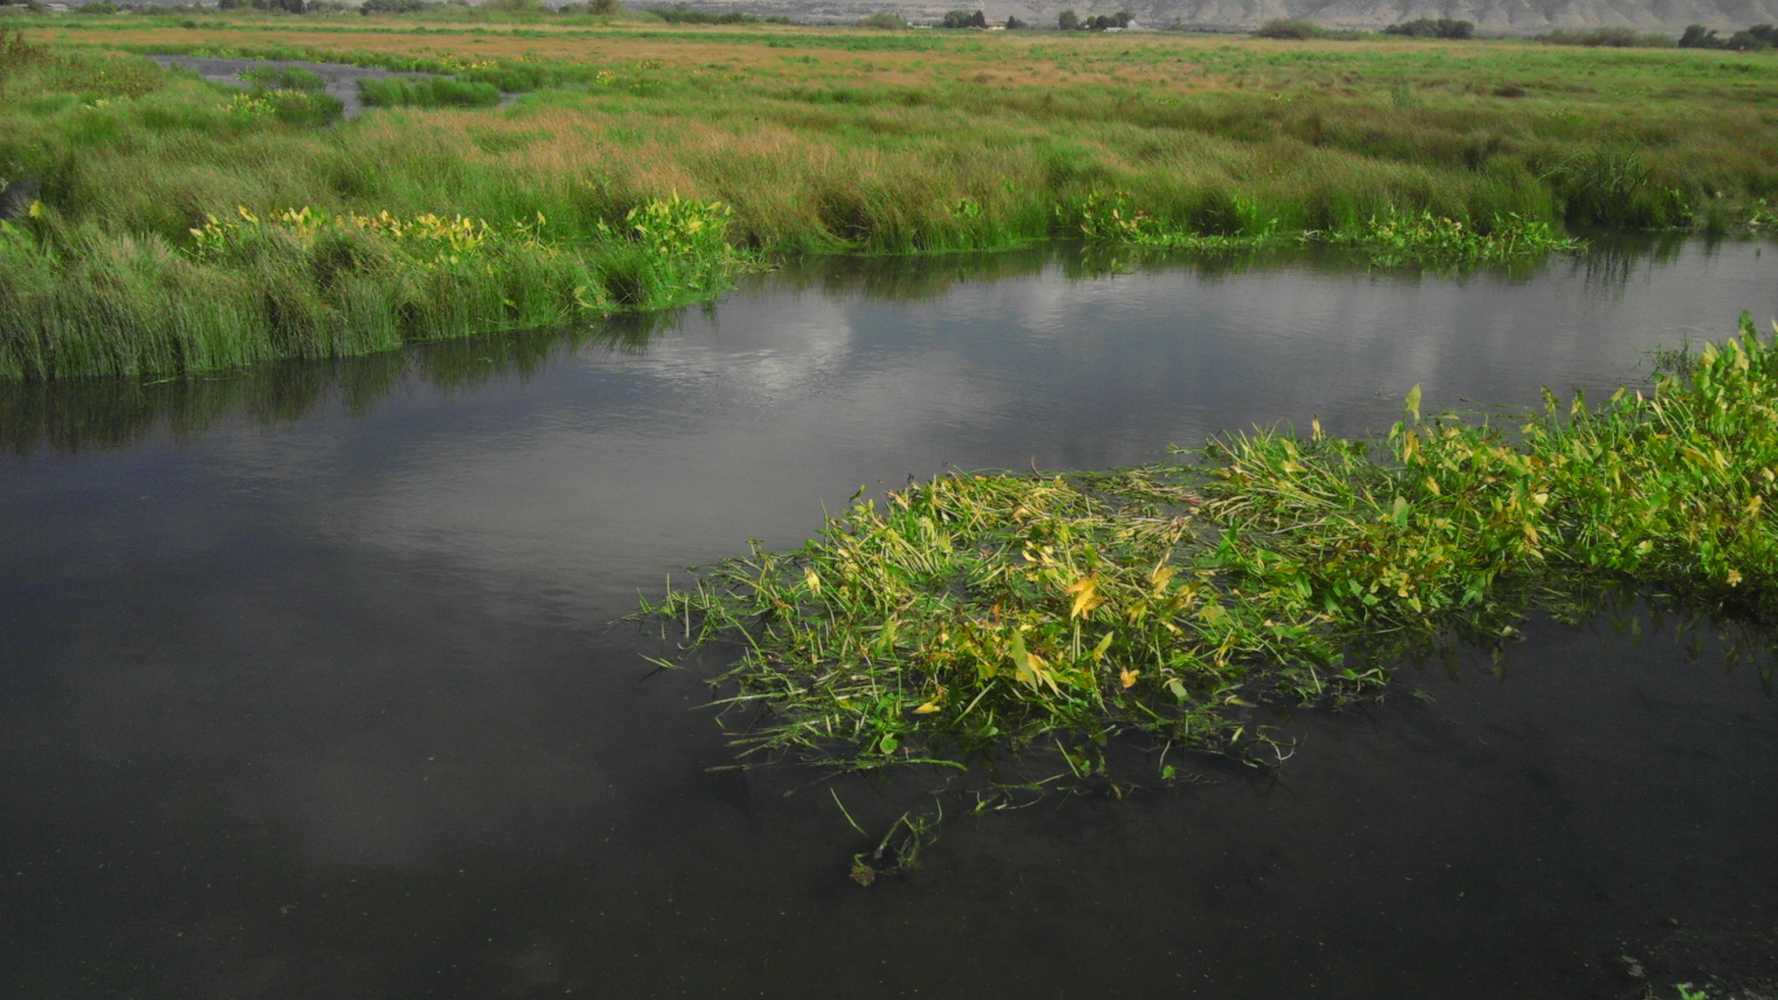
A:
3;14;1777;377
4;241;1777;997
3;8;1778;996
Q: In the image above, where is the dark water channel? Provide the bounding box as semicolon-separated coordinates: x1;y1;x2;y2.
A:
3;241;1777;998
149;55;459;120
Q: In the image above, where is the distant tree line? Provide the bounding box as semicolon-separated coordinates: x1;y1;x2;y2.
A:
939;9;986;28
1254;16;1776;49
1544;22;1778;48
1253;18;1327;38
1057;9;1132;30
1679;23;1778;50
1382;17;1473;39
647;3;790;24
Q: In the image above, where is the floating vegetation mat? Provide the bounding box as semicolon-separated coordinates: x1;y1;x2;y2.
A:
640;318;1778;870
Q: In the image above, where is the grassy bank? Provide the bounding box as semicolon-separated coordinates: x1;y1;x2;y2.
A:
3;16;1778;378
641;318;1778;799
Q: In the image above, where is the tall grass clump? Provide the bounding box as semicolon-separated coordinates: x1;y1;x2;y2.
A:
643;318;1778;786
0;27;45;73
0;197;746;380
357;75;500;108
1545;149;1691;228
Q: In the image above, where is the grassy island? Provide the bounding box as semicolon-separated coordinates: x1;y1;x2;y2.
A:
643;320;1778;804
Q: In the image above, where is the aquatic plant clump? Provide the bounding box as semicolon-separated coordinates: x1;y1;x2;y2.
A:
187;204;556;268
224;86;343;126
643;318;1778;777
1305;209;1584;265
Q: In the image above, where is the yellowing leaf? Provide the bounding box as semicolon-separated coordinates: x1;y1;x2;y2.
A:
1066;575;1103;619
1404;384;1423;422
1090;632;1114;662
912;700;941;714
1009;631;1036;688
1118;669;1140;690
803;568;821;595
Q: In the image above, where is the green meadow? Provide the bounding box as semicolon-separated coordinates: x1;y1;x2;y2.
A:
2;13;1777;378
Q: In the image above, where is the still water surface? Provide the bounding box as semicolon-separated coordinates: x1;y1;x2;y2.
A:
3;242;1776;998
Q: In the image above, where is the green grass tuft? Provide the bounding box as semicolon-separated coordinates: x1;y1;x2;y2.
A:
357;75;501;108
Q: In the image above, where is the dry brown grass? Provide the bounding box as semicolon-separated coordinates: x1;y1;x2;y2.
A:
21;20;1550;96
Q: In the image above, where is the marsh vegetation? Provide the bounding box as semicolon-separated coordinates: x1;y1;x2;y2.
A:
1;13;1775;378
643;319;1778;807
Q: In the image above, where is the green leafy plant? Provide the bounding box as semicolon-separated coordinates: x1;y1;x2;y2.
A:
1308;209;1584;265
224;87;342;126
613;194;735;260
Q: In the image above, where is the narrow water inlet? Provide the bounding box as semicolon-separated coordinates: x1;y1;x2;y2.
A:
148;54;512;119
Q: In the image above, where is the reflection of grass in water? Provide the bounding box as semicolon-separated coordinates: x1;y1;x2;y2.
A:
641;318;1778;879
0;235;1721;455
0;308;678;456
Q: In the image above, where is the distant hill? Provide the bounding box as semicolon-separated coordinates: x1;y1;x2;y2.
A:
670;0;1778;34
